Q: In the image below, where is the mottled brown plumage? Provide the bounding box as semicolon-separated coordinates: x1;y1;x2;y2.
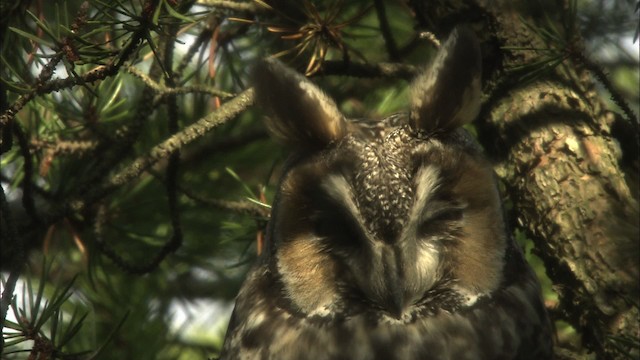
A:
219;27;553;360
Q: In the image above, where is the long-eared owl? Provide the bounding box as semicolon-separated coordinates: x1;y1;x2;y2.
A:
220;27;553;360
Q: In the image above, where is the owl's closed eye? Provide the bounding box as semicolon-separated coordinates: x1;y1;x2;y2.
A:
219;27;553;360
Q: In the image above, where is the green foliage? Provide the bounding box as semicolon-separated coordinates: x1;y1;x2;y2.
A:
2;257;126;359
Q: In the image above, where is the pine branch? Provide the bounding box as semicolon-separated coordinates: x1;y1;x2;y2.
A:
0;187;24;351
198;0;260;12
126;65;234;98
67;88;255;216
318;60;418;80
0;0;159;129
181;188;270;218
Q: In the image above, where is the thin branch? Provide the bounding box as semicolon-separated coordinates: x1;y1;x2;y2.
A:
0;0;158;129
0;51;62;129
126;65;234;98
174;23;216;79
92;204;181;275
575;52;639;128
162;14;184;272
197;0;260;12
373;0;399;61
181;187;270;218
13;123;42;225
180;127;268;167
0;185;24;347
74;15;171;203
318;60;418;80
144;168;270;218
69;88;255;213
91;11;193;275
30;138;98;156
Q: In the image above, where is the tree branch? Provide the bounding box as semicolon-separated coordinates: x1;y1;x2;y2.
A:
69;88;255;213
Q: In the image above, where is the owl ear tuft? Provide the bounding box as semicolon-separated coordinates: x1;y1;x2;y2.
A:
252;58;347;149
410;26;482;135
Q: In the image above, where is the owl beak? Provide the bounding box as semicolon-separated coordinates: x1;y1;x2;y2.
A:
367;244;419;319
387;285;406;320
381;247;409;320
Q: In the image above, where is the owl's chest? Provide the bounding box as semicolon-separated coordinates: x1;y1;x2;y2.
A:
220;267;550;360
224;305;516;360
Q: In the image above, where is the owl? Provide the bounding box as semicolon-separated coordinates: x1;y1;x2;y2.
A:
219;27;553;360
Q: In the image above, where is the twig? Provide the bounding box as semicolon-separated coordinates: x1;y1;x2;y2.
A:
13;123;42;225
181;188;270;218
90;4;194;275
318;60;418;80
419;31;441;48
0;185;24;350
126;65;234;98
174;23;216;79
161;15;184;271
0;0;158;129
180;127;267;167
30;138;98;156
575;52;639;128
373;0;399;61
69;88;255;213
144;169;270;218
0;51;63;130
198;0;260;12
93;204;181;274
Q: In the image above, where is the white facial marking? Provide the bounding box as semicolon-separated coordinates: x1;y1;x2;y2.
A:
409;165;441;228
415;242;440;288
321;174;368;233
322;175;355;209
452;285;485;306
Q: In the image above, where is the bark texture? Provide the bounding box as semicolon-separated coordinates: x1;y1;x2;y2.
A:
408;0;639;358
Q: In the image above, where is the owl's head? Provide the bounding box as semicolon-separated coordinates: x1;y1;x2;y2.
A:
253;28;506;320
